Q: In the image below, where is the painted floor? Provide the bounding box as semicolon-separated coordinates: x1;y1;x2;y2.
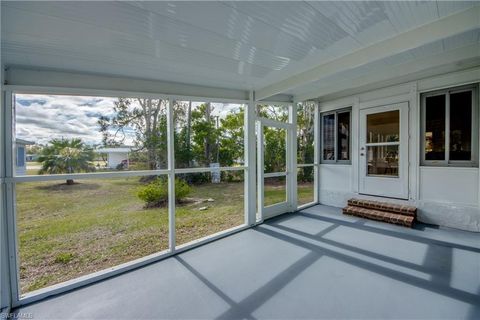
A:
14;205;480;319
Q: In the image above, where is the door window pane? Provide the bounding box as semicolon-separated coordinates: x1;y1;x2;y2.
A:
337;112;350;161
264;176;286;207
264;127;286;173
322;114;335;160
367;145;399;177
366;110;399;143
450;91;472;161
425;95;446;161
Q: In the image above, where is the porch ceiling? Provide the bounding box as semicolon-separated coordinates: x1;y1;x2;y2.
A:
1;1;479;100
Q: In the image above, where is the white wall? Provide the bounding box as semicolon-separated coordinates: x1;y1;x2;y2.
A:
318;67;480;232
108;152;128;169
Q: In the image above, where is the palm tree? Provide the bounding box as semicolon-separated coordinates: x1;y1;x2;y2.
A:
38;138;95;185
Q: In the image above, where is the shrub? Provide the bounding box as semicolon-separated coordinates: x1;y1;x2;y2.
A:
138;178;191;208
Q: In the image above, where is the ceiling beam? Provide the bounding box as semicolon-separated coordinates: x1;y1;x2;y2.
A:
294;43;480;102
255;6;480;101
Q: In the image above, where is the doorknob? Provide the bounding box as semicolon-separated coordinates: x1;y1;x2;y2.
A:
360;153;365;156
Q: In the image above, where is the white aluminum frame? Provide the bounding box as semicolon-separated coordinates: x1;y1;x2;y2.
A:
420;84;479;167
256;102;297;221
3;87;255;307
0;86;319;308
295;101;319;210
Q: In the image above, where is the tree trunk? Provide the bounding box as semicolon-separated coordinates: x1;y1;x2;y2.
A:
66;179;74;185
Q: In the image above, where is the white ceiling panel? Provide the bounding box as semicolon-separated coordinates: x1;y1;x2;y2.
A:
2;1;478;95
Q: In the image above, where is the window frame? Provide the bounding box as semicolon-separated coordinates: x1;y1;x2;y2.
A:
420;84;478;167
320;107;352;164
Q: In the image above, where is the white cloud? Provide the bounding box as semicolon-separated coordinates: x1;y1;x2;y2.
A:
15;95;246;146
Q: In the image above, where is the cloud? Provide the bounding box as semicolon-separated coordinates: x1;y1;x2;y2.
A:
15;94;246;146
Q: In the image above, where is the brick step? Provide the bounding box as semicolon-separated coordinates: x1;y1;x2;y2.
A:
343;205;414;228
347;198;416;217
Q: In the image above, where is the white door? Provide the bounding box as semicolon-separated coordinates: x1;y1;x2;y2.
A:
359;102;409;199
257;118;294;220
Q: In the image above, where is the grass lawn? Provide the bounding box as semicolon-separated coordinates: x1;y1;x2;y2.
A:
16;177;314;294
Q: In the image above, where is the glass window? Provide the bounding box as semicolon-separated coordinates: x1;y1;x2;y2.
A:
422;86;477;166
450;91;472;161
16;176;169;294
321;109;351;163
425;95;446;161
257;104;289;122
173;101;245;169
14;94;168;174
297;102;315;164
175;172;244;247
322;114;335;161
337;112;350;161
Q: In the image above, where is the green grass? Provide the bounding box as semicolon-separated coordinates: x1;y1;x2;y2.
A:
16;177;314;293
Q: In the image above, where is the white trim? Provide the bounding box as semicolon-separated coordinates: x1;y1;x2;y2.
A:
167;98;176;252
257;117;293;130
5;85;249;105
5;68;249;101
256;121;264;220
255;101;293;107
174;166;245;174
297;163;316;169
264;172;287;178
245;91;256;226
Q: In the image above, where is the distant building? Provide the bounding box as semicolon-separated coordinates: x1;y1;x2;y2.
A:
15;139;34;175
95;146;133;169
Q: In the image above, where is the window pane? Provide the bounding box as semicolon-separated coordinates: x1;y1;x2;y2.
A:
450;91;472;161
337;112;350;161
257;104;289;122
14;94;168;175
322;114;335;161
174;101;245;168
367;110;399;143
16;177;169;294
264;127;286;173
175;171;244;247
297;167;314;206
367;145;399;177
264;176;286;207
425;95;446;161
297;102;315;164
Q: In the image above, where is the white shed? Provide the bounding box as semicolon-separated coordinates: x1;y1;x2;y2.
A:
95;147;132;169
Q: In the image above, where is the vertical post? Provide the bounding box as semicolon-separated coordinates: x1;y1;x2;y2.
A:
0;65;13;312
288;102;297;211
244;91;257;225
313;101;320;204
256;121;264;221
4;91;18;307
166;98;176;252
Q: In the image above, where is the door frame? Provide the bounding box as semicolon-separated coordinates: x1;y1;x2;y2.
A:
257;117;295;220
358;102;409;199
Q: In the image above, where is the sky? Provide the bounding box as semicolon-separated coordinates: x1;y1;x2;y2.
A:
14;94;243;147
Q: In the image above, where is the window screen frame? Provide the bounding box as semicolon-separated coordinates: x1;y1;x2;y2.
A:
420;84;478;167
320;107;352;164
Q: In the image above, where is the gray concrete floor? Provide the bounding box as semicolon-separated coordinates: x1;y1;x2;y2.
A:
14;205;480;319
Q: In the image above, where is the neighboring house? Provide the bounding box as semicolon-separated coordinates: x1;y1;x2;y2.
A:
15;139;34;175
95;146;132;169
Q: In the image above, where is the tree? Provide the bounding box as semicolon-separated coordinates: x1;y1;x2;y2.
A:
38;138;95;185
98;98;168;170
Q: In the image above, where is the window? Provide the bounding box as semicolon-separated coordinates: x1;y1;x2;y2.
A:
421;85;478;166
321;108;351;163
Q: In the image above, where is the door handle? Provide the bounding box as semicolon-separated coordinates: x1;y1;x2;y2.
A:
360;153;364;156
